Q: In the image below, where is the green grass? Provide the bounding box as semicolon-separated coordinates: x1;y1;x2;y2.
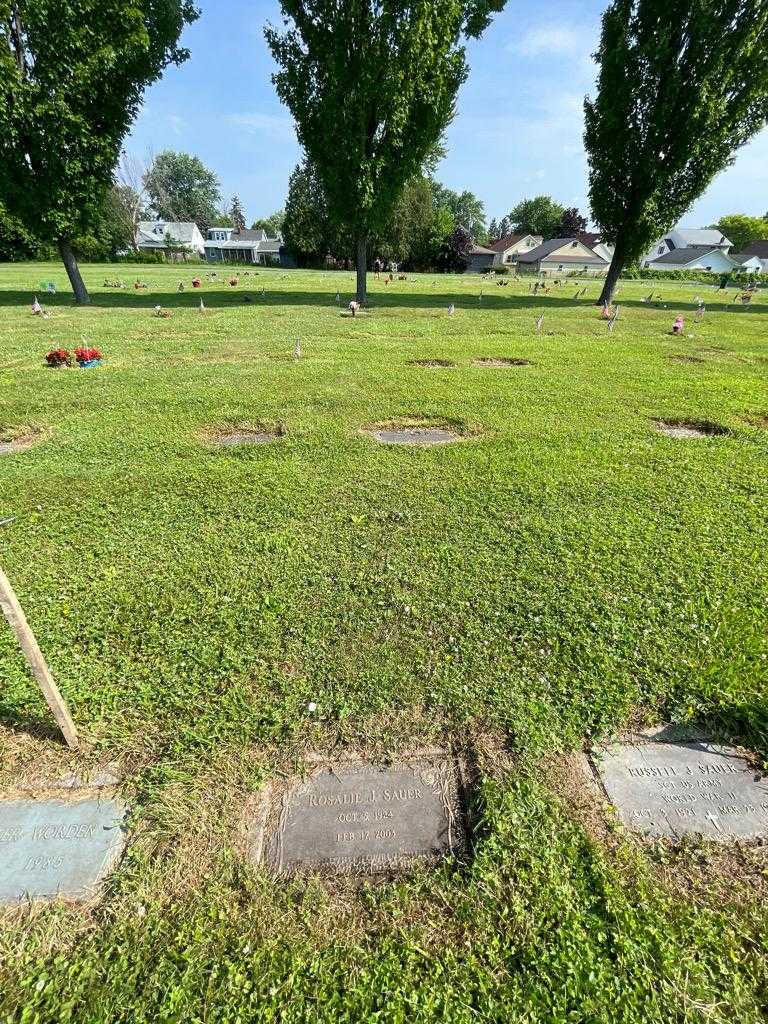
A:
1;263;767;1022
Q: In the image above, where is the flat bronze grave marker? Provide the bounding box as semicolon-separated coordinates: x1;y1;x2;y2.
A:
592;741;768;841
259;758;467;875
0;798;126;904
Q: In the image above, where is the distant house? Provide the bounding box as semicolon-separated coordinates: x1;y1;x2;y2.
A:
516;238;609;275
740;240;768;273
643;228;732;265
466;244;497;273
729;253;764;274
644;246;738;274
136;221;206;258
485;233;543;267
577;232;615;262
203;227;289;265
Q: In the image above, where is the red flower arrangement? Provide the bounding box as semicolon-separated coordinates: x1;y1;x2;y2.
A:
45;348;72;368
74;347;102;365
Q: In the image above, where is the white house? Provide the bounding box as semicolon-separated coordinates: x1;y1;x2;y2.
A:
203;227;284;265
643;228;732;266
644;245;737;273
740;241;768;273
578;232;615;262
485;233;543;267
516;238;609;275
729;253;765;274
136;221;206;257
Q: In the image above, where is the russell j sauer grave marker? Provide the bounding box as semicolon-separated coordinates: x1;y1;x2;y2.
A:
592;740;768;841
0;798;127;904
256;757;468;875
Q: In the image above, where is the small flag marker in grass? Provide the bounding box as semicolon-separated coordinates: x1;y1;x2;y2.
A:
294;338;302;359
535;314;544;334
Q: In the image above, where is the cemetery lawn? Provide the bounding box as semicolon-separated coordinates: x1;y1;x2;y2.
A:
1;263;767;1023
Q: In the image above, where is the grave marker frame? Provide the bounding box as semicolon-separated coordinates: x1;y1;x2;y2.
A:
248;752;471;877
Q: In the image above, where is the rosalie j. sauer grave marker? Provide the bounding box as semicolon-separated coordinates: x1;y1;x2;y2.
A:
254;758;468;875
592;740;768;841
0;798;126;904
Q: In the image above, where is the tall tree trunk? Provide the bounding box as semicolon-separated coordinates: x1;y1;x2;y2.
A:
597;242;626;306
58;239;90;304
356;236;367;303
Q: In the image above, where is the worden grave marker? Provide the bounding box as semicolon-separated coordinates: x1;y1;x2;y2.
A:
260;758;468;875
593;741;768;841
0;798;127;903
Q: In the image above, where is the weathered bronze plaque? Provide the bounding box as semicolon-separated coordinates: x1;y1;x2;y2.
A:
261;759;468;875
0;798;126;904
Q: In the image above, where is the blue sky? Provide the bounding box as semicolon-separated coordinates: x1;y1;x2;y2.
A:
127;0;768;228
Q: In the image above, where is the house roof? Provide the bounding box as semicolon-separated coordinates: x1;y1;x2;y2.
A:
669;228;732;248
729;252;763;266
137;221;201;246
470;244;496;255
516;238;607;264
742;240;768;258
485;233;542;253
648;245;732;266
577;232;602;248
204;234;282;252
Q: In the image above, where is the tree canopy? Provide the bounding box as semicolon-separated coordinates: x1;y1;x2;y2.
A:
717;213;768;251
508;196;565;239
266;0;506;299
144;151;221;232
0;1;198;301
586;0;768;304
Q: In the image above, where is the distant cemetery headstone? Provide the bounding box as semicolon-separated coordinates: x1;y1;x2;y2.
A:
256;757;468;875
0;798;126;903
592;740;768;841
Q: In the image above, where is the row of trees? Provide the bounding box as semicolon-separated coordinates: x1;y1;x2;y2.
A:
280;157;487;270
1;2;767;304
488;198;588;243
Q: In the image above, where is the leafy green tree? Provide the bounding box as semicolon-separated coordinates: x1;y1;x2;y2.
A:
438;223;473;272
230;196;246;232
282;160;349;264
559;207;588;238
383;175;453;269
0;1;198;302
252;211;286;237
497;216;511;238
586;0;768;305
432;184;487;240
488;217;499;242
717;214;768;252
144;151;221;234
508;196;565;239
0;203;51;261
266;1;506;302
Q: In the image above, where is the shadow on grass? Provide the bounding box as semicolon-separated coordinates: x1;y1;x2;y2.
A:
0;706;69;746
1;287;766;315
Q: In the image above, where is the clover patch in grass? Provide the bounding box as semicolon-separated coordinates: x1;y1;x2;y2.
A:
653;418;730;440
0;425;44;456
472;357;532;368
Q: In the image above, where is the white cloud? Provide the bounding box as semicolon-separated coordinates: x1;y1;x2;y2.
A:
168;114;187;137
510;25;584;58
225;111;296;141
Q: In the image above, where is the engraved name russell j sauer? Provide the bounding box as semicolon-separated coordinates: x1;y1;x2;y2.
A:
592;741;768;841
